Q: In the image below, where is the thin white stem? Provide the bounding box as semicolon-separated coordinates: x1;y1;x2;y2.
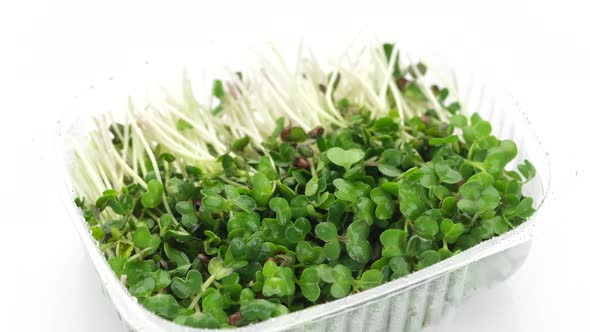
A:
337;65;382;113
70;43;455;206
74;144;106;194
377;45;397;110
127;99;172;215
405;54;448;122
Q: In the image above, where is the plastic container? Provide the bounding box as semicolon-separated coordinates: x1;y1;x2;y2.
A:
56;40;550;332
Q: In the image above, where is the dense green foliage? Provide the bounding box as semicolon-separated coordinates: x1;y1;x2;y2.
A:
75;46;536;328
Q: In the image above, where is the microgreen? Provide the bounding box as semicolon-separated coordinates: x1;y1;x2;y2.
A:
170;270;203;299
377;149;404;177
357;270;384;290
457;173;501;215
261;260;296;297
73;42;537;328
132;226;161;255
327;147;365;170
141;179;164;208
380;229;407;258
299;267;321;301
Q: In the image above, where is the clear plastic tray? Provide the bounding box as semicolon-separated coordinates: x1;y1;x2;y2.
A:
56;40;550;332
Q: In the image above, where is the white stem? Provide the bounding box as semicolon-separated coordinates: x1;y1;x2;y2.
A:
405;54;448;122
127;99;172;215
70;42;454;205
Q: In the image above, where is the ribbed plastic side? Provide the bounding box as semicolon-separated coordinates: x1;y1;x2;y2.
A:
226;241;529;332
94;242;528;332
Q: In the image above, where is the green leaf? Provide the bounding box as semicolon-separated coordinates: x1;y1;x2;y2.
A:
346;220;370;241
142;294;180;319
305;177;319;196
212;79;224;99
505;197;535;219
285;217;311;244
469;172;496;186
176;119;193;131
269;197;292;225
484;140;518;177
296;241;325;265
380;149;403;166
174;312;221;328
377;149;403;177
356;197;375;225
258;155;279;180
490;216;511;235
381;181;399;195
333;178;371;202
202;291;225;315
463;114;492;143
240;299;288;322
283;127;308;142
108;257;126;277
370;188;395;220
370;256;389;272
315;222;338;242
457;179;501;215
373;117;396;134
416;250;440;270
383;43;394;62
359;270;383;290
132;227;161;255
413;215;439;240
330;265;353;298
262;259;280;278
327;147;365;170
399;181;427;220
435;163;462;184
378;164;402;177
324;240;341;261
439;218;465;244
233;195;257;212
300;268;321;302
389;257;410;279
208;257;232;280
380;229;407;258
441;196;458;217
429;135;459;146
202;195;225;211
90;226;104;241
419;163;438;189
232;136;250;152
151;270;171;291
175;201;198;229
261;261;296;297
227;212;260;234
327;201;346;226
250;172;274;206
164;243;190;267
185;165;202;176
290;195;310;219
333;178;356;202
345;221;372;264
170;270;203;299
141;179;164;208
518;159;536;182
315;264;335;283
129;277;155;298
450;114;468;128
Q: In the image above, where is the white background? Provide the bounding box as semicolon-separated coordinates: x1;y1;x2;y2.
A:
0;1;589;331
